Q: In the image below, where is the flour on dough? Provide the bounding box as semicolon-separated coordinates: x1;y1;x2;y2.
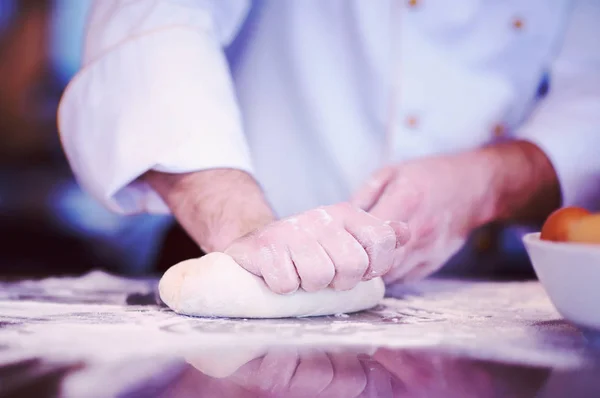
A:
158;252;385;319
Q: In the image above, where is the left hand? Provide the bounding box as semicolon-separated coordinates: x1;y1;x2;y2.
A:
351;152;497;283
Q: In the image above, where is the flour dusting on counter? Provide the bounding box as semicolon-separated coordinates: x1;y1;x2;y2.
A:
0;271;591;371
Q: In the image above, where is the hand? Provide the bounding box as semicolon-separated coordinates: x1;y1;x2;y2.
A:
179;347;401;398
225;348;370;398
351;154;492;282
373;348;550;397
146;169;410;294
351;141;560;283
225;203;410;294
145;168;277;253
372;349;494;398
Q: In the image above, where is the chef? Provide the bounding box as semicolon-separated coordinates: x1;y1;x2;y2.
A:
58;0;600;293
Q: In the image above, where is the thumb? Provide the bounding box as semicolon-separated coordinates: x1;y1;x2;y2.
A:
350;167;396;211
369;180;423;222
385;220;411;248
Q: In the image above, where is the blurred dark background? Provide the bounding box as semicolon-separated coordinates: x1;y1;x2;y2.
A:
0;0;174;277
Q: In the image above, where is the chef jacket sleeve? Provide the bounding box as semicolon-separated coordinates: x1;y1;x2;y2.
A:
515;0;600;210
58;0;252;214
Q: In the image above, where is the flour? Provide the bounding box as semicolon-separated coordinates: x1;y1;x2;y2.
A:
0;271;593;377
0;270;157;305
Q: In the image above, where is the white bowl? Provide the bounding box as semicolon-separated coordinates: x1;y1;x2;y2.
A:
523;232;600;331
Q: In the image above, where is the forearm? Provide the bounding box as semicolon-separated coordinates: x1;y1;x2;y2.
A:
145;169;276;253
480;140;561;224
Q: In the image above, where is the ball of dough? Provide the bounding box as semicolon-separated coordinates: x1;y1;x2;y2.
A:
158;252;385;318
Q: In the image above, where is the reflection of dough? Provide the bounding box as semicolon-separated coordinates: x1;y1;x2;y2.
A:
159;252;385;319
185;346;269;378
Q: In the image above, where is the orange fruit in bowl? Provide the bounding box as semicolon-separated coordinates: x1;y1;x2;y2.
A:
540;206;590;242
567;214;600;244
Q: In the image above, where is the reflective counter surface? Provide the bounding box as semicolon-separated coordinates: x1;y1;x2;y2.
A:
0;271;598;397
2;344;598;398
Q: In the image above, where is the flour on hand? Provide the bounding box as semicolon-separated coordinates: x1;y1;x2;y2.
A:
158;252;385;319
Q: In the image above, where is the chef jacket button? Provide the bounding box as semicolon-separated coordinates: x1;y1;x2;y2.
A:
492;123;506;138
512;17;525;30
405;115;419;129
407;0;420;8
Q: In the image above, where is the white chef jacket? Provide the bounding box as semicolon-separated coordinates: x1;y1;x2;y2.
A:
58;0;600;220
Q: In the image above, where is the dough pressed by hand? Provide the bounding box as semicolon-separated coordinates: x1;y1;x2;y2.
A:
158;252;385;318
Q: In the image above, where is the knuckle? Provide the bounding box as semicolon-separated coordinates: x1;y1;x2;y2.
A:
366;240;396;276
330;277;355;291
330;254;369;290
390;221;411;245
381;229;399;249
339;256;369;278
313;208;335;226
363;225;397;253
329;202;354;216
292;246;335;292
302;268;335;292
319;265;336;285
371;258;394;276
247;230;271;248
271;277;299;294
280;217;302;232
263;222;290;238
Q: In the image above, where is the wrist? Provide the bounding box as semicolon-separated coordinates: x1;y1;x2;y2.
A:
454;149;505;228
145;168;276;252
477;140;561;224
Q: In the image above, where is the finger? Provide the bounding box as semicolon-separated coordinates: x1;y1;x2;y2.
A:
287;351;333;396
396;235;465;283
350;167;396;211
399;261;433;283
228;356;264;389
320;353;367;398
368;183;423;222
408;220;437;251
372;350;436;392
383;251;423;284
357;359;395;398
399;247;455;282
343;210;397;279
316;228;369;291
288;238;336;292
385;221;411;248
254;349;300;395
226;237;300;295
391;377;409;397
224;238;262;277
383;221;434;282
386;242;441;283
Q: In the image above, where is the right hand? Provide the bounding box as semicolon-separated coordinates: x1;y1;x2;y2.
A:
226;349;372;398
179;347;399;398
146;169;409;294
225;203;410;294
